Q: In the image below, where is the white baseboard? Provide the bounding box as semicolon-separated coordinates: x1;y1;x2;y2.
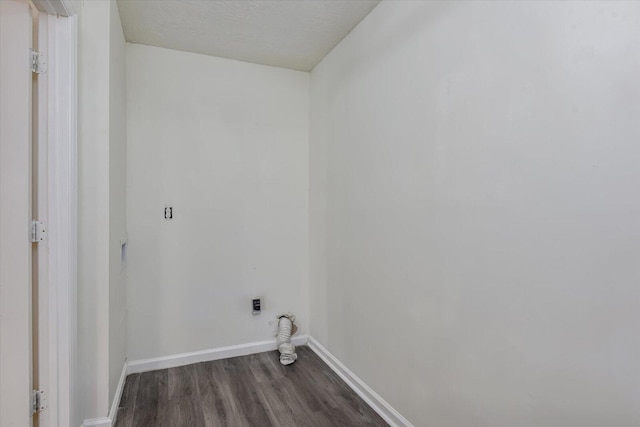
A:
108;361;128;425
81;417;111;427
126;335;309;375
81;360;127;427
84;336;409;427
307;336;413;427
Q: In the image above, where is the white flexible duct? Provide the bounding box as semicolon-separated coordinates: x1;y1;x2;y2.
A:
277;313;297;365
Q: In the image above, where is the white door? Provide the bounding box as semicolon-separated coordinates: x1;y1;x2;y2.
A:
0;1;34;426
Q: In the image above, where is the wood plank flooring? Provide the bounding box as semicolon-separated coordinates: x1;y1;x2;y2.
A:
115;346;388;427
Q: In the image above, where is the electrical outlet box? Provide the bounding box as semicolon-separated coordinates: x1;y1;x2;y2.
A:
252;297;261;315
164;206;173;219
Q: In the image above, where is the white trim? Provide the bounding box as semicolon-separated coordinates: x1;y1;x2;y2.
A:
80;362;125;427
43;11;78;427
81;417;111;427
87;337;408;427
127;336;309;375
107;362;127;426
307;337;413;427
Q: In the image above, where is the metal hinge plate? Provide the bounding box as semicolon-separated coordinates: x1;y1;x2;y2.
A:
30;49;47;74
32;390;47;414
31;220;47;243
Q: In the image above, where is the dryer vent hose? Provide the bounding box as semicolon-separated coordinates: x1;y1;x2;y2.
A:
277;313;297;366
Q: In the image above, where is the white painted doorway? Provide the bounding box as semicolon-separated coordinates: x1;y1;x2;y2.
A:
0;1;35;425
32;6;78;427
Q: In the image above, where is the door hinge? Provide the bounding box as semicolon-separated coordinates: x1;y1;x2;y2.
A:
31;220;47;243
32;390;47;414
30;49;47;74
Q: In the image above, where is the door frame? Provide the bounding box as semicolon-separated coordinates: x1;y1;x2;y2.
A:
32;2;78;427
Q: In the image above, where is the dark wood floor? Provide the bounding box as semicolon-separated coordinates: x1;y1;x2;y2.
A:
115;346;388;427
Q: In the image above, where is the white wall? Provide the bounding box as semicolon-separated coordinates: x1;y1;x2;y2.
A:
309;2;640;426
108;0;127;411
126;44;309;360
77;0;127;421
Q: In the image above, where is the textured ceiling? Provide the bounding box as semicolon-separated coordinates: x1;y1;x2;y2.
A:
116;0;380;72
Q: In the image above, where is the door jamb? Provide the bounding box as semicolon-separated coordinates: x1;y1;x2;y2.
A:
32;2;78;426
